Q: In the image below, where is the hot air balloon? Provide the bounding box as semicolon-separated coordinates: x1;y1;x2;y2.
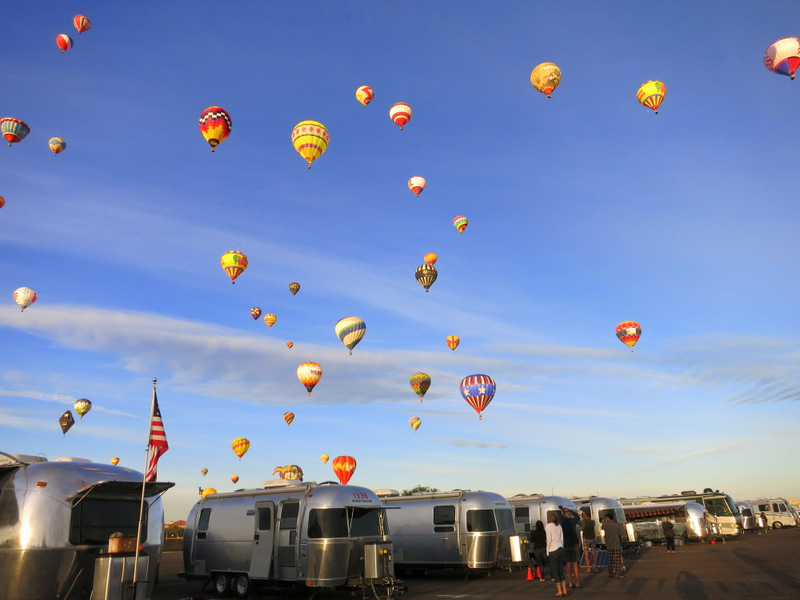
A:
453;215;468;234
56;34;73;53
408;176;426;197
49;137;66;155
273;464;304;481
74;398;92;419
355;85;374;106
284;411;295;426
409;417;421;432
201;468;208;476
530;62;562;98
1;118;30;146
220;250;248;283
332;455;357;485
199;106;232;151
263;313;277;328
409;373;431;402
59;410;75;435
459;374;496;420
764;37;800;79
201;488;217;497
288;282;300;295
73;15;91;34
13;287;37;311
320;453;329;464
390;103;412;129
291;120;329;168
111;457;120;466
286;341;294;349
0;196;5;209
424;252;437;265
335;316;366;355
230;475;239;484
636;81;666;114
446;335;460;351
616;321;641;352
231;437;250;460
297;362;322;395
250;307;262;320
415;264;437;292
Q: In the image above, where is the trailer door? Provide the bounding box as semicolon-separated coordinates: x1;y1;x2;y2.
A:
251;502;275;578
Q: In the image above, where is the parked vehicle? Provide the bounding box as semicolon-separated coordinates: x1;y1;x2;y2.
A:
737;502;758;531
376;489;519;571
618;488;742;537
572;496;636;544
621;501;718;542
182;481;400;598
743;497;800;529
0;451;173;600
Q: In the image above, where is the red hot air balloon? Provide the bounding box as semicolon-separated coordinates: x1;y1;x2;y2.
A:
73;15;91;34
446;335;460;351
332;455;357;485
615;321;641;351
231;475;239;484
389;103;412;130
199;106;232;151
56;34;73;53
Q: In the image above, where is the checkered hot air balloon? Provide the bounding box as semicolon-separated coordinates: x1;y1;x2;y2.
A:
459;374;496;420
199;106;232;151
616;321;641;352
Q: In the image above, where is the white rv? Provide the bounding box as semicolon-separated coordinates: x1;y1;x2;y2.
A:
0;451;173;600
744;497;800;529
376;489;520;571
181;481;399;598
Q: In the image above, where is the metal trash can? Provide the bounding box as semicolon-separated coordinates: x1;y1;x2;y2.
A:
92;555;148;600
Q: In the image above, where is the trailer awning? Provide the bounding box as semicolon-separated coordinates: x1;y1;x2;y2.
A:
622;503;687;519
69;480;175;501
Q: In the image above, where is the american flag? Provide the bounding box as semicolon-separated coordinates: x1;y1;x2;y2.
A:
145;387;169;482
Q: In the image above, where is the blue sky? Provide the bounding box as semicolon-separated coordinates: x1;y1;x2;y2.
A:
2;1;799;521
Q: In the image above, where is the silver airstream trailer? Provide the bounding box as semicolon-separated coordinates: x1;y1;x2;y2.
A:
181;481;399;598
572;496;634;544
621;501;717;542
376;489;520;571
0;451;173;600
506;493;578;534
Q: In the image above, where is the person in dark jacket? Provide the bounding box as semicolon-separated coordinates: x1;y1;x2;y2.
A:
530;520;550;581
662;518;676;553
560;507;581;588
601;514;625;579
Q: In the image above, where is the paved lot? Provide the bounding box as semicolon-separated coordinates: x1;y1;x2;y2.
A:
154;529;800;600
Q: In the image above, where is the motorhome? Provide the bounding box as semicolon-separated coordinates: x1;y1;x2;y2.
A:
572;496;635;544
621;501;717;542
618;488;742;537
744;497;800;529
376;489;519;571
0;451;173;600
182;481;399;598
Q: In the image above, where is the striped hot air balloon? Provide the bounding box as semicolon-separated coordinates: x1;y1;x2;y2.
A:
355;85;374;106
231;437;250;460
415;264;437;292
1;118;30;146
335;316;366;355
459;374;496;420
453;215;468;233
283;411;294;426
291;120;329;168
389;102;412;129
199;106;232;151
263;313;277;328
409;417;421;432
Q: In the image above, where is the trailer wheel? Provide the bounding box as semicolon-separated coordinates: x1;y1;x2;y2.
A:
772;521;783;529
213;573;231;596
232;574;251;599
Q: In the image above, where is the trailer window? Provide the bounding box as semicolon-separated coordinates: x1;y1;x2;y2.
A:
433;505;455;525
198;508;211;531
496;508;514;532
349;507;382;537
597;509;615;522
514;506;530;532
280;501;299;529
257;506;272;530
308;508;348;538
466;509;496;532
70;498;144;544
741;507;753;517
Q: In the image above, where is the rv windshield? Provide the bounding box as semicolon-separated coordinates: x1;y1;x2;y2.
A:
70;498;145;544
307;507;384;539
348;507;383;537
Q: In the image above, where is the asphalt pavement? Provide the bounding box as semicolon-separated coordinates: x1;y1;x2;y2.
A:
153;528;800;600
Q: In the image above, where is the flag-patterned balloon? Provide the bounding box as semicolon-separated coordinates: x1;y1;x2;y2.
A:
332;455;357;485
355;85;374;107
231;437;250;460
199;106;232;151
335;316;366;355
459;374;496;420
616;321;641;351
297;362;322;395
409;373;431;401
390;102;412;129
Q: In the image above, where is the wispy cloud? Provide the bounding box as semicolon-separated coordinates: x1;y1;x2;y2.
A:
621;442;746;474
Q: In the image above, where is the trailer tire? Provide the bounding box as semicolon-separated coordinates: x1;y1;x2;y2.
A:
772;521;783;529
232;574;251;599
213;573;231;596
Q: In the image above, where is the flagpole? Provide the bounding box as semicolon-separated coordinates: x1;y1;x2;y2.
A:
131;378;156;600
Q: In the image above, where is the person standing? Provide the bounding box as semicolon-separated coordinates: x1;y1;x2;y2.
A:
546;512;568;597
560;507;581;588
580;509;599;572
759;511;769;533
662;518;676;554
602;514;625;579
530;520;550;581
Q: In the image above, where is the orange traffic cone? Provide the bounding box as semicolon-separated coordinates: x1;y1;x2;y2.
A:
535;566;543;579
526;567;534;580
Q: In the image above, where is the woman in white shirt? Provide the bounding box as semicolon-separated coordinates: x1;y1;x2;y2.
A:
545;511;568;597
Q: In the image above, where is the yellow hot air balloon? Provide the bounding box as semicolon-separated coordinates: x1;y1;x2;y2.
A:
111;457;120;466
201;487;217;497
49;137;66;155
530;62;562;98
284;411;295;426
424;252;438;265
291;120;329;168
297;362;322;395
263;313;277;328
220;250;248;283
230;475;239;484
636;80;666;114
231;437;250;460
320;453;329;464
355;85;374;107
